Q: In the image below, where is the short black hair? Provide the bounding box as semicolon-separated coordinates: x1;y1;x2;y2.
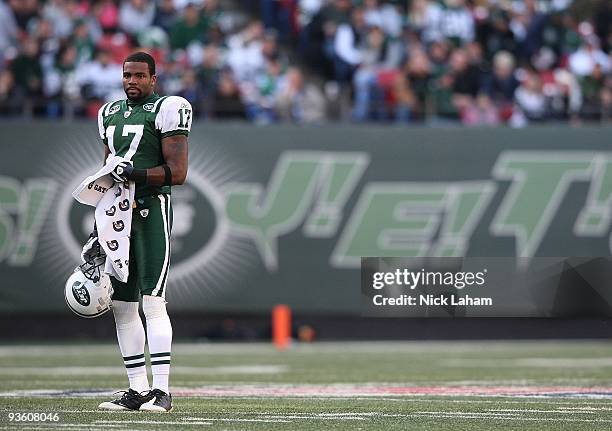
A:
124;51;156;76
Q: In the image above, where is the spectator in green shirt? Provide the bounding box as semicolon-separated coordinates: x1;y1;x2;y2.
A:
11;37;43;98
170;3;207;50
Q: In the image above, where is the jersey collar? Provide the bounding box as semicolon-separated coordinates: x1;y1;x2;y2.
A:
126;92;159;107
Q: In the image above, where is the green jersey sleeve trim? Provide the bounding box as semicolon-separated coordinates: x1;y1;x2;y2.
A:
153;96;170;114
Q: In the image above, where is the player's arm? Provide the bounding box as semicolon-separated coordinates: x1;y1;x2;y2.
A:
119;135;187;185
146;134;188;185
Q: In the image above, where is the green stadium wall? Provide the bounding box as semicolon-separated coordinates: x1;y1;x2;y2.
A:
1;123;611;315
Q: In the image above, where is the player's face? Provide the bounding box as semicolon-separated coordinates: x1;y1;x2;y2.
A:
123;62;156;101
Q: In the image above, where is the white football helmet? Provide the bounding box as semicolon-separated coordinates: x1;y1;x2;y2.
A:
65;242;113;318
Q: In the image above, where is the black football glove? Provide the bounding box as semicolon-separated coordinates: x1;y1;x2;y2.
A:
110;161;134;183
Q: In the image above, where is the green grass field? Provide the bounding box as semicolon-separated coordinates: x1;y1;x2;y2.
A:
0;341;611;430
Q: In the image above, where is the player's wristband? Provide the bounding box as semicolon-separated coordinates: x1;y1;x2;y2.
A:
162;164;172;186
122;165;148;184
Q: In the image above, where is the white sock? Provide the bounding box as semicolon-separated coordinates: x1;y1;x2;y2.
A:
143;295;172;394
112;300;149;393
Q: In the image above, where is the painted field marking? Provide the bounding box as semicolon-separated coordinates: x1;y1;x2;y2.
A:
2;384;612;399
0;428;149;431
97;420;213;425
189;415;367;421
559;406;612;411
443;378;611;385
0;425;125;429
0;428;124;431
0;410;138;414
441;358;612;368
406;411;521;417
267;415;367;420
352;397;612;405
0;365;287;376
169;384;612;399
131;411;612;425
405;413;612;423
491;407;612;413
0;341;609;357
97;418;297;424
191;416;365;422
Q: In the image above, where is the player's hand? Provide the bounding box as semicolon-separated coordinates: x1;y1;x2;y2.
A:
81;229;100;263
110;161;134;183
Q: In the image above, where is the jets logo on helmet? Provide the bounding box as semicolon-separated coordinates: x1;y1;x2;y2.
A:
65;245;113;318
71;281;91;306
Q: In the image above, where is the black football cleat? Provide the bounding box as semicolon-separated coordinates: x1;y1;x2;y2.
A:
98;389;153;411
139;388;173;412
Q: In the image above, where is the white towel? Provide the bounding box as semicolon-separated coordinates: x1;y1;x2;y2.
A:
73;156;134;282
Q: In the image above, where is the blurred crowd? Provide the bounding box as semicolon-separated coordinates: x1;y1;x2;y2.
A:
0;0;610;126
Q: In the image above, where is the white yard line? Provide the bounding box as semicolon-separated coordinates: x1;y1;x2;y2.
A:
415;411;521;417
331;398;612;406
98;418;289;424
0;428;147;431
185;415;367;421
0;410;138;414
491;408;612;413
0;425;124;429
405;413;612;423
97;420;213;425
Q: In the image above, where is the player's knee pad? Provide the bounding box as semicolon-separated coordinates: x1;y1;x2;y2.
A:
112;300;141;328
142;295;168;320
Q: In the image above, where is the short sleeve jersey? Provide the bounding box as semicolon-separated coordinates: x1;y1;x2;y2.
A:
97;93;192;198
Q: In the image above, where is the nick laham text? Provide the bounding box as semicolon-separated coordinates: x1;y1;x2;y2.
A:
373;294;493;307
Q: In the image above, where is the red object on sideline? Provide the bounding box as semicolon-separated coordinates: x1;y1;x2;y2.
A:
272;304;291;350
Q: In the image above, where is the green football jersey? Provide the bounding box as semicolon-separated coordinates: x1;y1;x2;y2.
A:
97;93;192;198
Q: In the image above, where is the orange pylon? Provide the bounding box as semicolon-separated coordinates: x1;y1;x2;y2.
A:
272;304;291;350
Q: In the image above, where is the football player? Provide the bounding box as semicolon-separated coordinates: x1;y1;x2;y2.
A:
90;51;191;412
